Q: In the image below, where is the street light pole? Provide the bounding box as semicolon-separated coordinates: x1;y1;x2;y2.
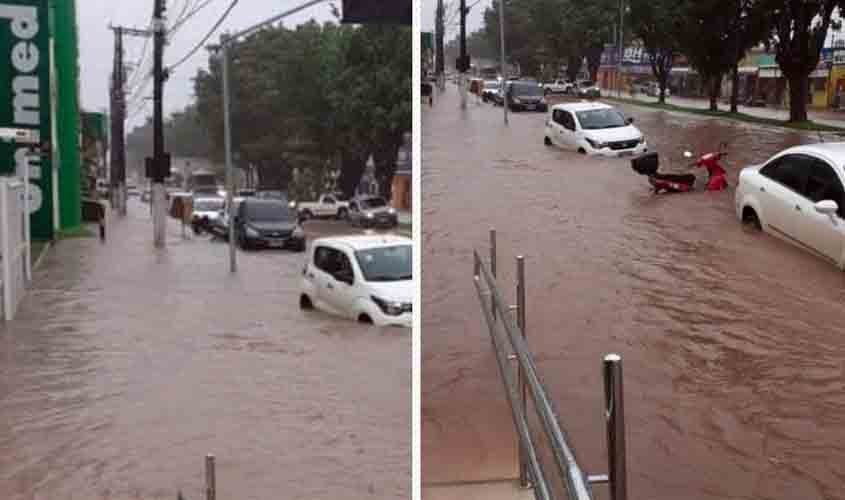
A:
459;0;468;110
221;35;236;273
152;0;167;248
618;0;624;97
498;0;508;125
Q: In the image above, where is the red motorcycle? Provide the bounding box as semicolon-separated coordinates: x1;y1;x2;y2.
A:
631;143;729;193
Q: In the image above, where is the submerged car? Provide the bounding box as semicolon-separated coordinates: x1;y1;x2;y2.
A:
576;80;601;98
504;80;548;112
191;197;224;234
481;80;501;103
735;143;845;269
544;102;647;157
300;235;412;327
348;196;398;228
234;198;305;251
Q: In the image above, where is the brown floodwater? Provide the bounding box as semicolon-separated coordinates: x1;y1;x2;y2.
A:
423;87;845;500
0;203;409;500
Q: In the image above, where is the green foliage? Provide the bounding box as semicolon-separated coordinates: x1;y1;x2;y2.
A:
193;21;410;198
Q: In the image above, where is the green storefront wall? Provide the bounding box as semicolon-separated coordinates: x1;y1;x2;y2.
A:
51;0;81;232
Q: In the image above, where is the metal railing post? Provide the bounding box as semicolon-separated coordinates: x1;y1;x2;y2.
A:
205;454;216;500
490;228;497;320
516;255;529;488
603;354;627;500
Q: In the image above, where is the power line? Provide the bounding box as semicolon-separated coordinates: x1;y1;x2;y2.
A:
170;0;219;34
167;0;239;72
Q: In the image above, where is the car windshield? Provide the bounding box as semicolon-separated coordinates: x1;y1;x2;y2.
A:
576;109;627;130
580;81;595;87
355;244;412;282
245;202;292;221
484;81;499;89
359;197;387;209
193;199;223;211
511;83;543;96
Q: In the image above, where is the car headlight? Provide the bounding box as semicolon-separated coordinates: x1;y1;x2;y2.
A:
366;212;374;218
637;135;646;144
292;226;304;237
371;295;406;316
585;138;607;149
512;97;522;104
388;208;396;214
245;226;260;237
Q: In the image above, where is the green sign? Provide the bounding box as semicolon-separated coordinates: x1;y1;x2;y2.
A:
422;32;432;51
0;0;51;240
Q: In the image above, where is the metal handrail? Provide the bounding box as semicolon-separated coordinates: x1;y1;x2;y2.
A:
472;229;627;500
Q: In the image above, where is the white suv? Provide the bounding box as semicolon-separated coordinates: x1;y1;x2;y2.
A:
300;235;413;327
544;102;647;157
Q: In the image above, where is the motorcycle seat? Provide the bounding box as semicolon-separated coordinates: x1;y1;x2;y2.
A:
652;173;696;184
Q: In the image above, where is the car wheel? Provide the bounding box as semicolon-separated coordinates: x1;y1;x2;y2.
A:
358;313;373;324
544;89;551;96
300;209;313;221
300;294;314;310
336;208;348;220
544;136;553;146
577;148;587;154
742;207;762;230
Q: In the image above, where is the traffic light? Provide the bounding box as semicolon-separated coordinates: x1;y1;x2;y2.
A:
341;0;411;25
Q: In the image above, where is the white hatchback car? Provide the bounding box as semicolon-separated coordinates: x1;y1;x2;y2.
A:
735;143;845;269
300;234;412;327
544;102;647;157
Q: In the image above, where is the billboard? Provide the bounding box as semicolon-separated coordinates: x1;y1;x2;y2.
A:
0;0;51;240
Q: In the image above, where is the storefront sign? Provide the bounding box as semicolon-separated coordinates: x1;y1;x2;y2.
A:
0;1;51;240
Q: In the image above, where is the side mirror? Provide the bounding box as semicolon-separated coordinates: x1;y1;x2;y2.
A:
815;199;839;216
626;117;634;124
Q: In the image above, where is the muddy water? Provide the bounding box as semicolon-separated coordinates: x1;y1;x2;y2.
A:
423;88;845;500
0;202;409;500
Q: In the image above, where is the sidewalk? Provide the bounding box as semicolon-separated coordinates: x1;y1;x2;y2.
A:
603;88;845;129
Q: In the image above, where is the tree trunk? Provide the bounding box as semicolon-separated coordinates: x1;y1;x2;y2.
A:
787;73;809;122
374;140;401;203
255;160;292;191
337;150;369;199
566;54;581;82
730;64;739;113
709;75;722;112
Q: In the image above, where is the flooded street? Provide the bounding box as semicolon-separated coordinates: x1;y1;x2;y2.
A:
0;201;409;500
423;87;845;500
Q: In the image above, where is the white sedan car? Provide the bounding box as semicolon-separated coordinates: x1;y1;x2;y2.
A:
735;143;845;268
544;102;648;157
300;234;412;327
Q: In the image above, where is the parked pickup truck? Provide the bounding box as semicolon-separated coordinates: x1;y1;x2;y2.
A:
297;193;350;220
542;79;574;95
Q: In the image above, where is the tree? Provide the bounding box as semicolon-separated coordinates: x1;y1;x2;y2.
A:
762;0;842;122
628;0;684;103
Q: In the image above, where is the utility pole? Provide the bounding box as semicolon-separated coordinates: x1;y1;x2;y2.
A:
110;25;152;217
109;26;126;216
618;0;624;97
152;0;169;248
435;0;445;90
459;0;468;109
498;0;507;125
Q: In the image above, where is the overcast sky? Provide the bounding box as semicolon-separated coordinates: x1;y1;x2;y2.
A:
79;0;336;131
420;0;488;42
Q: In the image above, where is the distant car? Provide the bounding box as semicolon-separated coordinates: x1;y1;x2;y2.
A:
298;193;350;220
210;196;244;239
544;102;647;157
234;198;305;251
576;80;601;98
504;80;548;112
300;234;412;327
735;143;845;269
542;79;574;95
481;80;500;103
255;190;288;200
347;196;398;228
191;197;224;234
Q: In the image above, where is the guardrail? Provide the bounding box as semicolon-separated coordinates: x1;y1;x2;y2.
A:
0;176;31;321
473;228;627;500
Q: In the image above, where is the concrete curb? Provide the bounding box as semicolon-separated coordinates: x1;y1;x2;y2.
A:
32;241;51;271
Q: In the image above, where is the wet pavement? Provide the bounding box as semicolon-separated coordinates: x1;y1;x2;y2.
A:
423;85;845;499
0;201;409;500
